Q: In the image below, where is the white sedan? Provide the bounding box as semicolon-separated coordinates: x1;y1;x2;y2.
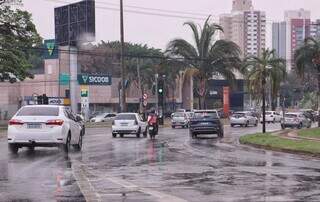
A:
230;111;258;127
8;105;83;154
112;113;147;138
90;113;117;123
260;111;282;123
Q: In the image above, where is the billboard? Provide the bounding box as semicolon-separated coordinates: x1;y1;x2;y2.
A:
43;39;58;59
77;74;112;85
54;0;95;46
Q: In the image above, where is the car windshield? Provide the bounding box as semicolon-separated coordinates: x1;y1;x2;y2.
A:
115;114;136;120
194;112;218;118
17;107;59;116
266;112;272;115
173;113;185;117
233;113;245;117
285;114;298;118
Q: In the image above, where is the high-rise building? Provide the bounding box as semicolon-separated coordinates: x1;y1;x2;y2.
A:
272;22;286;59
219;0;266;57
232;0;253;12
244;11;266;57
285;9;311;71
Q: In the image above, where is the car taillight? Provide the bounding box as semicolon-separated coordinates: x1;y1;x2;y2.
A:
9;119;24;125
46;119;64;126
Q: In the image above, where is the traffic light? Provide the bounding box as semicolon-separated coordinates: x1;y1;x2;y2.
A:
43;94;49;105
158;79;164;105
37;95;43;105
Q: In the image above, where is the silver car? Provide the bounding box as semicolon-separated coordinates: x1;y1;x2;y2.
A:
230;111;258;127
171;112;189;128
281;112;312;129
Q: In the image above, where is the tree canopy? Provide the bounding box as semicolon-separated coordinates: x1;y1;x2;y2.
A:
0;6;42;82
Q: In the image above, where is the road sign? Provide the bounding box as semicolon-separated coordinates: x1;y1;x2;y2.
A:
59;73;70;85
143;93;148;100
143;100;148;107
78;74;112;86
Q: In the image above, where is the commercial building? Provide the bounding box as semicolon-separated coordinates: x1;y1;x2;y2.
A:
219;0;266;57
311;19;320;39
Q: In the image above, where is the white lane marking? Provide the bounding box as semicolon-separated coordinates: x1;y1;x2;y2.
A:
105;176;188;202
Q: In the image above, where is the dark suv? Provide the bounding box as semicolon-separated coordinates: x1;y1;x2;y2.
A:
189;110;224;139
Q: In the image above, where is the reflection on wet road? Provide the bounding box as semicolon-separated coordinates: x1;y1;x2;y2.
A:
1;123;320;201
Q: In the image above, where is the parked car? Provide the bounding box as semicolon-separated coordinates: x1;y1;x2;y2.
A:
90;113;116;123
112;113;147;138
281;112;312;129
189;110;224;139
7;105;83;154
230;111;258;127
260;111;282;123
171;112;189;128
300;109;316;122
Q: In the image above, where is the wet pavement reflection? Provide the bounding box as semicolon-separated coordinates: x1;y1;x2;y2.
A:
1;124;320;201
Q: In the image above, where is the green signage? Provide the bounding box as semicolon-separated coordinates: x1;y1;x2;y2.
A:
43;39;58;59
77;74;112;86
81;89;88;97
59;73;70;85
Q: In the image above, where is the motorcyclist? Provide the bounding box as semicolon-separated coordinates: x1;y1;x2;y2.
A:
147;109;159;134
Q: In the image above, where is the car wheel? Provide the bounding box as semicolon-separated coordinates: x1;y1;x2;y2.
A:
230;124;234;127
245;121;249;127
74;134;83;152
136;128;141;138
172;125;175;129
62;133;71;153
281;124;285;129
298;123;303;129
120;134;124;138
112;133;117;138
218;131;224;138
8;144;18;154
254;120;258;127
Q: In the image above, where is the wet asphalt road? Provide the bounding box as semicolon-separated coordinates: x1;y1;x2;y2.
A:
1;123;320;202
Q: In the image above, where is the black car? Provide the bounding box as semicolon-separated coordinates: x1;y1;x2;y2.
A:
189;110;224;139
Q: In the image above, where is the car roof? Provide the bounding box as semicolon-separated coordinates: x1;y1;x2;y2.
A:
117;113;137;115
194;110;218;112
23;105;62;108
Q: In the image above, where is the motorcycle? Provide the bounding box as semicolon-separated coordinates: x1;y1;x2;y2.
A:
148;123;158;139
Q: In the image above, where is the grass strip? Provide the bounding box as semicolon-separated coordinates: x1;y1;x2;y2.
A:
240;133;320;155
298;128;320;139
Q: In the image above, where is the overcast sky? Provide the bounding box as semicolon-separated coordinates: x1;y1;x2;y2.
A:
21;0;320;50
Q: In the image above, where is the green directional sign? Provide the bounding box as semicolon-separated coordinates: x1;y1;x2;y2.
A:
43;39;58;59
77;74;112;86
59;73;70;85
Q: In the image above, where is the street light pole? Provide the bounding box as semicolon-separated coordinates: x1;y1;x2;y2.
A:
120;0;126;112
155;74;159;114
262;68;267;133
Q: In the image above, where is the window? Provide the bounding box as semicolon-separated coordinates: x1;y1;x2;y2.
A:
17;107;59;116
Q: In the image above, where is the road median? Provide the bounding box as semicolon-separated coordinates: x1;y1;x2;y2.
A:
240;129;320;157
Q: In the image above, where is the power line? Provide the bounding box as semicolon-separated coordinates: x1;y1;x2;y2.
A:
44;0;276;24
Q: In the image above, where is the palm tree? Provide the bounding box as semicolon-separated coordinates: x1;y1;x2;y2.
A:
294;37;320;127
242;49;286;133
166;17;241;109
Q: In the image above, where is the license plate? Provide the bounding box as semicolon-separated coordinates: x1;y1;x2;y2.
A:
27;123;41;129
149;126;154;130
201;122;209;125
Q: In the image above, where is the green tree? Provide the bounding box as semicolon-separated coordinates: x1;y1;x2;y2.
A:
0;6;42;81
242;49;286;133
166;17;241;109
294;37;320;126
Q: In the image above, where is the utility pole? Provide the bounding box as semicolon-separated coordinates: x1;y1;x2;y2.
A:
137;59;143;114
155;74;159;114
120;0;126;112
262;69;266;133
